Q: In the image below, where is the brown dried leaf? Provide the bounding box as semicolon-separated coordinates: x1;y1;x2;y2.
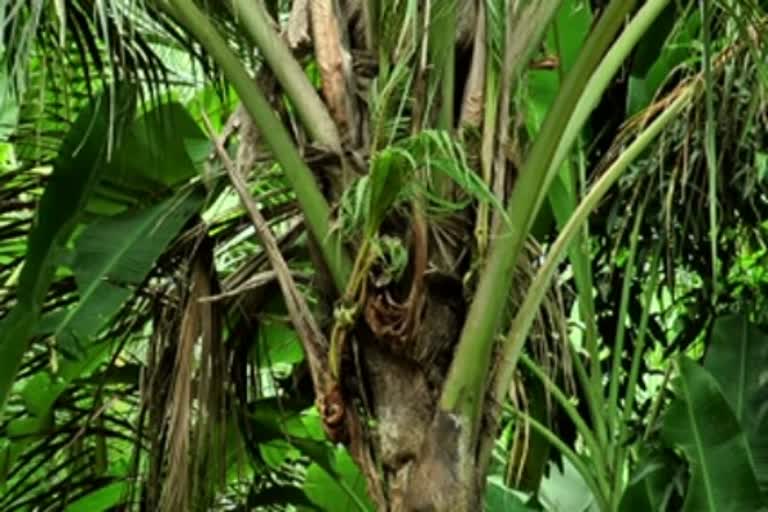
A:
310;0;357;138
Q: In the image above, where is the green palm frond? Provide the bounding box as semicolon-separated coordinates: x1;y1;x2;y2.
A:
338;129;508;243
484;0;505;68
3;1;165;94
0;0;239;145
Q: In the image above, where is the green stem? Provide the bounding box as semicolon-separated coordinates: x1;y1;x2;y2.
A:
610;354;673;511
362;0;378;51
491;85;693;452
607;199;646;452
228;0;341;152
504;405;610;510
567;338;604;447
439;0;637;437
166;0;350;291
700;0;719;302
533;0;672;431
610;247;662;510
579;264;603;438
643;360;673;441
519;354;606;474
430;1;456;130
328;237;375;378
620;248;661;429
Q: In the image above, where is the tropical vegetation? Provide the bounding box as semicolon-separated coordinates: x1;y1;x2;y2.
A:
1;0;768;511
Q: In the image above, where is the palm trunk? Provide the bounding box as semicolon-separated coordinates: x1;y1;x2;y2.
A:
356;275;472;511
163;1;672;510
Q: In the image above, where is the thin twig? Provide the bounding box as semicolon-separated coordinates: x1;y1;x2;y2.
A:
201;114;331;390
198;269;311;303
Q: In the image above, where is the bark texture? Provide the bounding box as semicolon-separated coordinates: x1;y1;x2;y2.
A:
341;272;481;511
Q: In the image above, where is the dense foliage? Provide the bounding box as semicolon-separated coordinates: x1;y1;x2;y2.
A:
1;1;768;511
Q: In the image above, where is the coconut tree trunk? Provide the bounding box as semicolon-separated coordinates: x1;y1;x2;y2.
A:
355;276;472;511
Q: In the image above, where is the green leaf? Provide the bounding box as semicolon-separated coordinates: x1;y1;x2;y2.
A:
2;188;204;476
64;481;129;512
257;318;305;367
538;459;597;512
114;102;208;186
246;399;334;473
705;316;768;424
705;315;768;497
0;87;136;413
86;101;209;216
484;476;535;511
19;88;136;308
54;188;204;359
34;188;203;380
366;147;411;236
18;372;58;418
303;447;374;512
628;3;677;76
662;357;765;511
548;0;593;74
409;130;505;214
246;484;317;509
756;151;768;182
619;449;682;511
627;9;697;114
260;439;301;468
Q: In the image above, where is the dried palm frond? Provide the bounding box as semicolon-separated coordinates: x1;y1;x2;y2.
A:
140;235;227;512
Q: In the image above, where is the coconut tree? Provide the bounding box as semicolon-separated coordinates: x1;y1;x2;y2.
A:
1;0;768;511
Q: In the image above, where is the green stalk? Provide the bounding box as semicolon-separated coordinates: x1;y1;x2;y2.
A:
533;0;672;418
548;166;606;443
491;86;694;440
439;0;637;436
564;338;604;449
430;0;456;130
504;405;609;509
643;360;673;441
700;0;719;302
573;248;602;433
228;0;341;152
607;200;646;447
518;354;606;474
166;0;350;291
328;236;375;379
619;247;661;429
610;247;662;510
362;0;378;51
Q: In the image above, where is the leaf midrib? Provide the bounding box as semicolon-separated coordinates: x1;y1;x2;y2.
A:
682;362;717;511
